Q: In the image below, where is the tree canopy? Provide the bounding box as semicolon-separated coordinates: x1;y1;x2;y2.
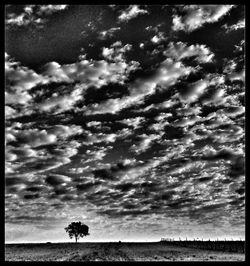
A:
65;221;89;243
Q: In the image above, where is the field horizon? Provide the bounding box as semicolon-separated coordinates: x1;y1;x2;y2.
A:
5;240;245;261
5;239;246;244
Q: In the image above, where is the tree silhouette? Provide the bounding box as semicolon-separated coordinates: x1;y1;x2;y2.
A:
65;221;89;243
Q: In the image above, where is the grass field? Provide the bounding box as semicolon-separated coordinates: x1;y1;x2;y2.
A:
5;241;245;261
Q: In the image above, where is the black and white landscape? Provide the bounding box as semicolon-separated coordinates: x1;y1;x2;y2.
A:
5;5;245;261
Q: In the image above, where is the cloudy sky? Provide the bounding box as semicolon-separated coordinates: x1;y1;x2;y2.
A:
5;5;245;243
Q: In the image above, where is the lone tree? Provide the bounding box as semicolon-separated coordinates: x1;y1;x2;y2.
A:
65;221;89;243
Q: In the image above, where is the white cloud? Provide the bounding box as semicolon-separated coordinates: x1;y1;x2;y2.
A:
149;113;172;131
181;79;209;103
150;32;167;44
223;19;245;32
98;27;120;40
5;106;17;119
6;11;46;27
85;58;193;115
43;58;139;87
151;35;160;44
6;13;29;26
172;5;234;32
37;84;84;114
5;53;49;111
178;74;225;104
46;174;71;185
102;42;132;62
86;121;102;128
118;117;145;129
165;42;214;63
5;54;48;91
83;132;117;146
122;158;137;166
68;166;90;174
222;56;245;83
139;43;144;49
173;116;200;128
130;133;163;154
14;129;57;148
234;40;245;53
5;120;84;176
5;5;68;27
228;69;245;83
37;5;68;15
47;125;83;139
82;146;112;163
118;5;148;22
5;52;141;117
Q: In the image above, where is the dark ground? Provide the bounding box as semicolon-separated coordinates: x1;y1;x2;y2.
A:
5;241;245;261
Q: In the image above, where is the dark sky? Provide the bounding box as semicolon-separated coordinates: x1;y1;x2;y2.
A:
5;5;245;243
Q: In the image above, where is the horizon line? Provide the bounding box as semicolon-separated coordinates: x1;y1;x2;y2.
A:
5;239;245;244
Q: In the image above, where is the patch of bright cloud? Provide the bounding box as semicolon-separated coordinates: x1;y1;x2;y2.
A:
165;41;214;63
118;5;149;23
5;5;68;27
223;19;245;32
172;5;234;32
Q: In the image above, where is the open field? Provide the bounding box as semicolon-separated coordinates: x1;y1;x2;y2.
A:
5;241;245;261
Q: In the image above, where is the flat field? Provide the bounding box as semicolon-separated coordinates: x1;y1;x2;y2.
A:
5;241;245;261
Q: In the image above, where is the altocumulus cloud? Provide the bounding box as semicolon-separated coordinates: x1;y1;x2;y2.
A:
6;5;68;27
118;5;149;23
172;5;234;32
5;5;245;242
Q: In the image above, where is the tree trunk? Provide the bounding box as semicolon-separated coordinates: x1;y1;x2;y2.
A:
75;236;77;243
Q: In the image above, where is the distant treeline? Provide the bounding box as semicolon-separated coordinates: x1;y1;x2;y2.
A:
160;240;245;253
